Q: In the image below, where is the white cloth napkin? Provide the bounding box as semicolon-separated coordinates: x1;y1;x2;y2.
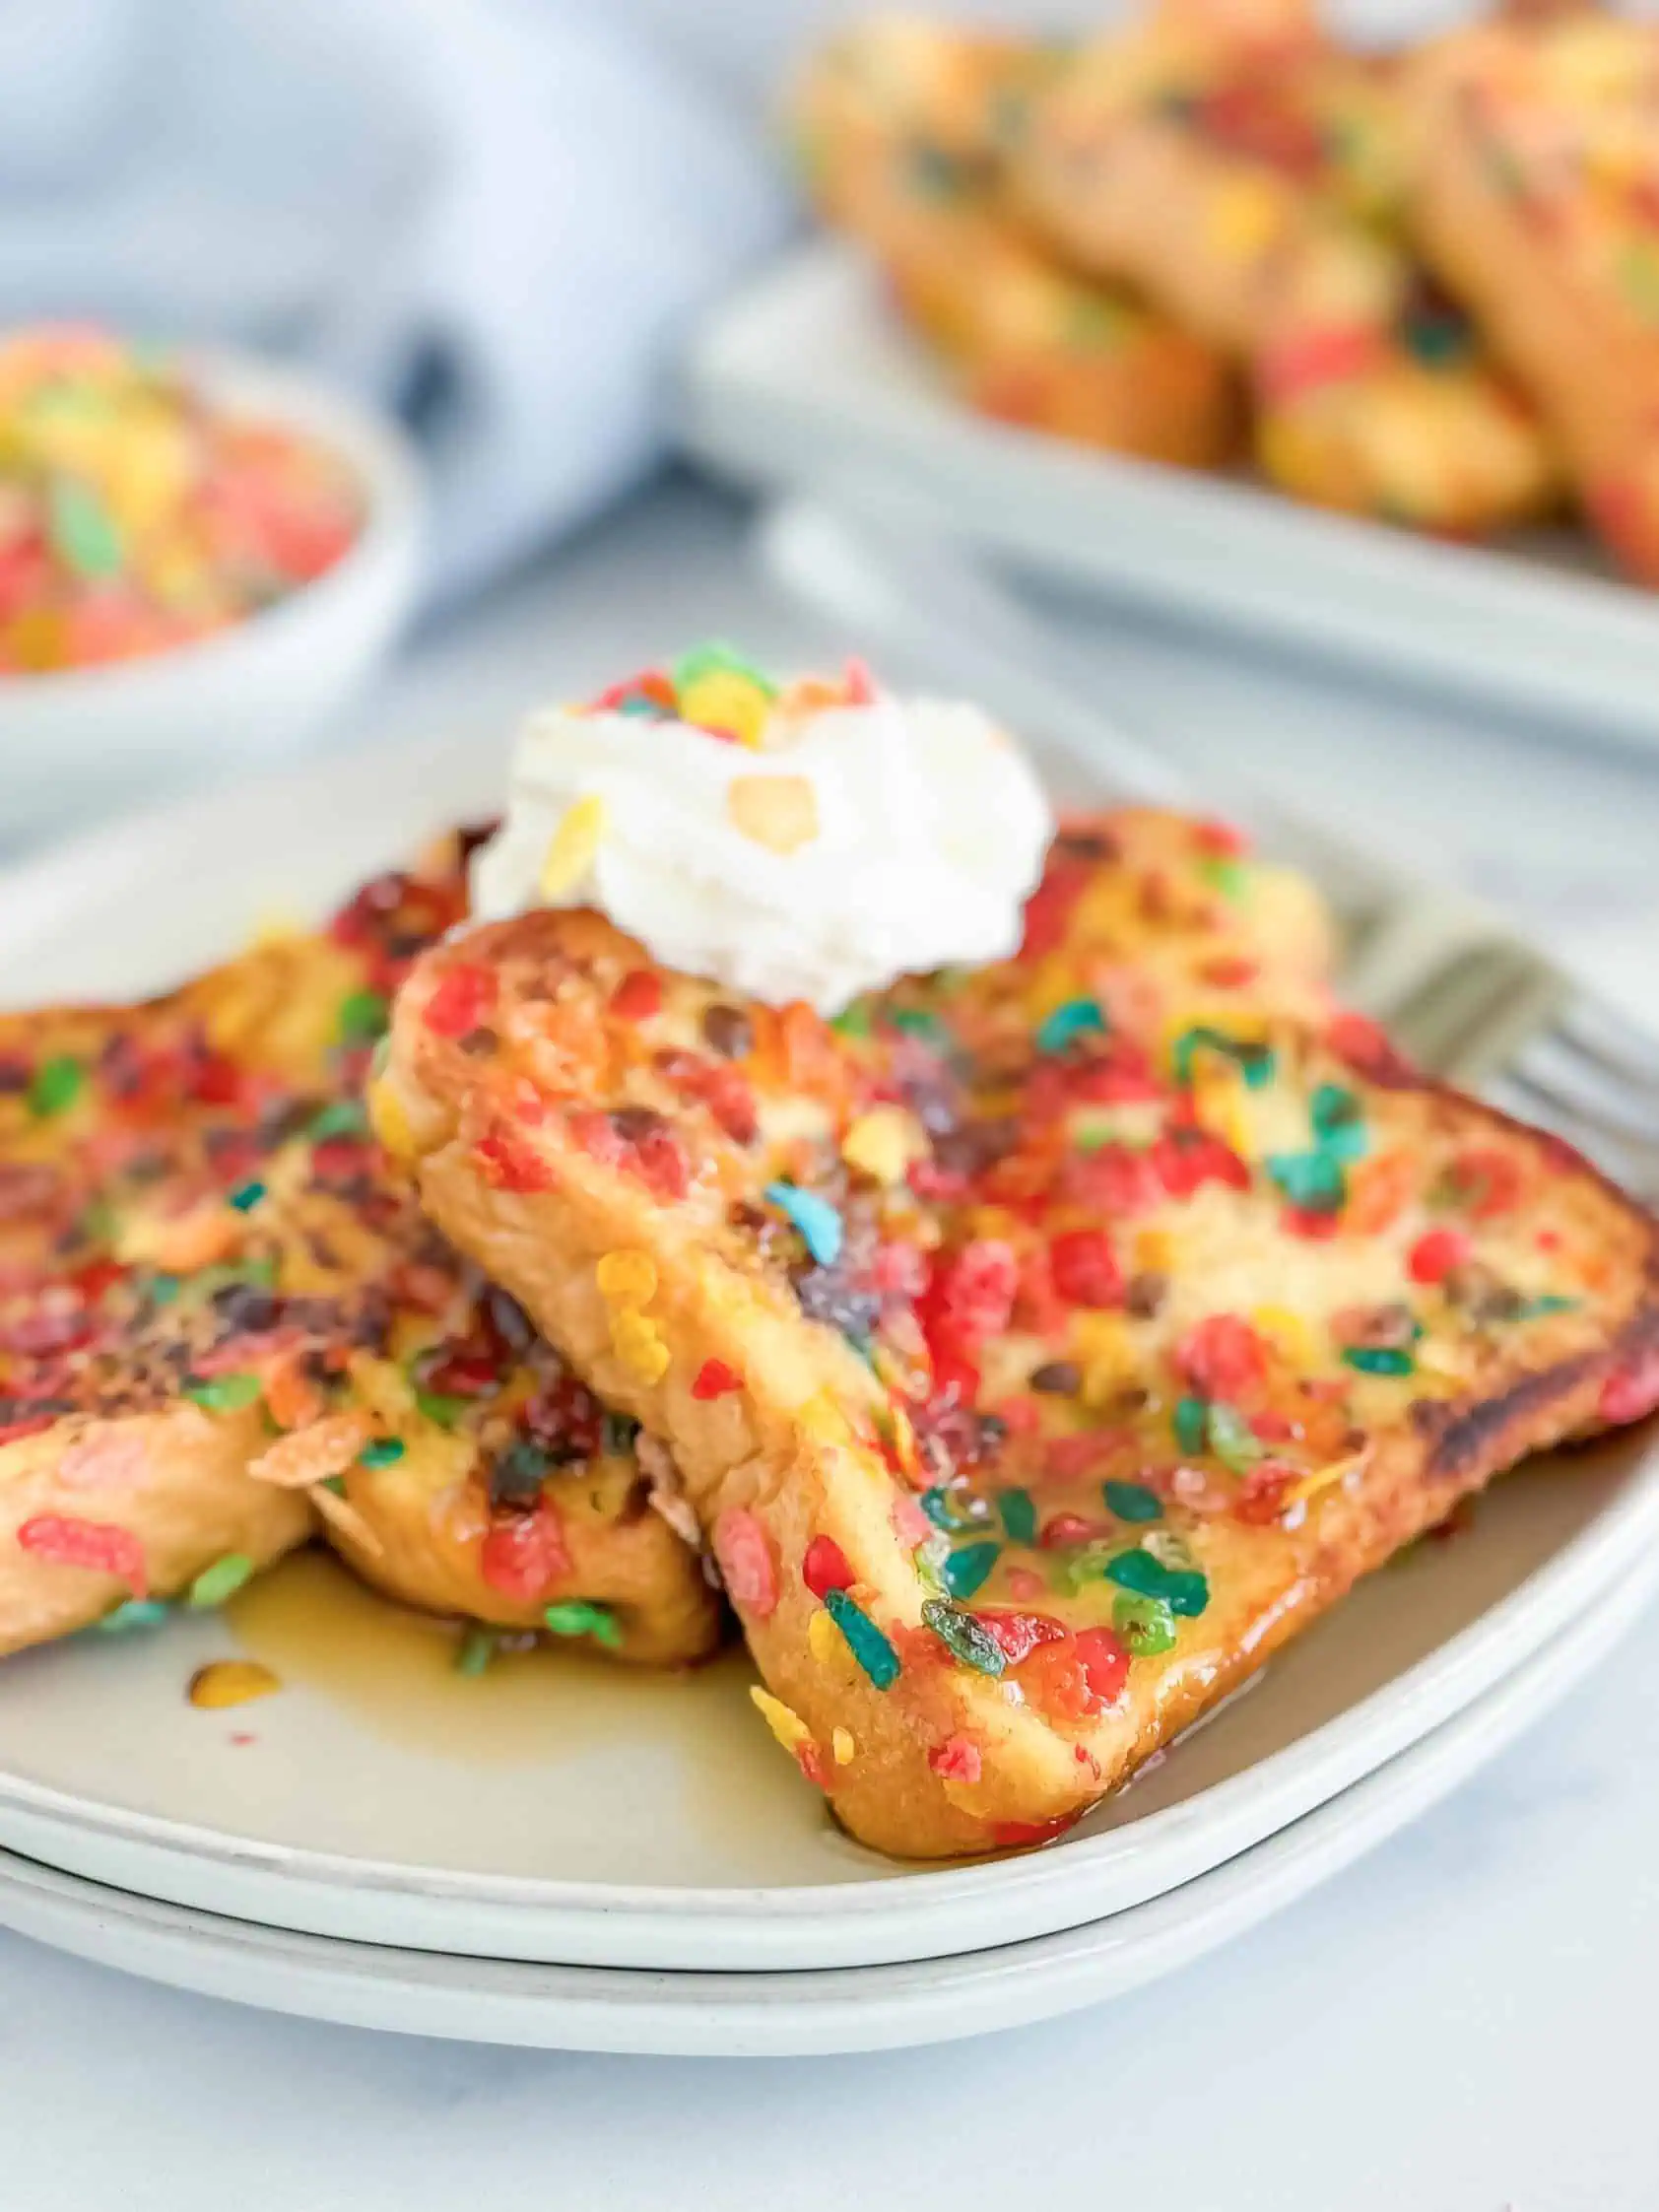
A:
0;0;787;604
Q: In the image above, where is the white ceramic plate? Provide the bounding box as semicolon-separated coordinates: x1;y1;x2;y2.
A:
680;243;1659;752
1;1561;1650;2057
2;737;1656;1977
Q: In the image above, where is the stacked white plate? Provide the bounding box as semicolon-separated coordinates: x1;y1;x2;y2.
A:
679;243;1659;752
2;741;1654;2055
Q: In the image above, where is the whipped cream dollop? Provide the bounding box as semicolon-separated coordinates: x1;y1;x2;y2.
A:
469;676;1053;1014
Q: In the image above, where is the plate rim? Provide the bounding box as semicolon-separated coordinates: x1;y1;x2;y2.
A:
1;1559;1649;2057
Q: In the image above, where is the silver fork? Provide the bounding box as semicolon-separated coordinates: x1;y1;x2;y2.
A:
757;496;1659;1206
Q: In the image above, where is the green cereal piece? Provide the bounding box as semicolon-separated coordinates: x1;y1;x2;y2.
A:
182;1373;263;1413
921;1598;1005;1677
1111;1591;1177;1656
28;1056;83;1118
825;1587;902;1688
942;1541;1000;1601
308;1098;370;1140
336;989;390;1044
1173;1395;1210;1455
1035;998;1107;1054
1101;1479;1162;1524
455;1624;498;1677
543;1600;624;1650
187;1554;255;1609
999;1488;1038;1545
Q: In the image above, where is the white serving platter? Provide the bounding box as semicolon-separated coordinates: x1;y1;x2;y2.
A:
0;734;1655;1977
679;242;1659;752
1;1559;1649;2058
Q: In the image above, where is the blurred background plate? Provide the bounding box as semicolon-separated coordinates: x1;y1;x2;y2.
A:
680;244;1659;754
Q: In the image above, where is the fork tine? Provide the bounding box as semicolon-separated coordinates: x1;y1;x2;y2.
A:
1552;989;1659;1086
1514;1025;1659;1148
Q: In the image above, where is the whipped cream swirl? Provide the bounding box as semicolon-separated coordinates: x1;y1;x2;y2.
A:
470;684;1053;1014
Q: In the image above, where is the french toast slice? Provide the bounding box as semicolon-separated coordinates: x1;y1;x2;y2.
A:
1404;12;1659;582
789;20;1239;467
1004;4;1558;532
379;806;1659;1858
0;845;719;1665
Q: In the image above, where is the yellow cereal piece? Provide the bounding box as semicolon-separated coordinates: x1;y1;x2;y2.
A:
596;1249;658;1307
1134;1229;1175;1275
682;670;771;748
841;1106;919;1185
1205;175;1284;261
1191;1064;1251;1161
1252;1305;1314;1367
750;1684;812;1756
726;772;821;854
1072;1312;1134;1407
539;794;608;900
831;1726;856;1766
187;1660;282;1711
611;1307;671;1384
1286;1448;1370;1508
367;1073;416;1162
808;1607;842;1665
887;1401;920;1480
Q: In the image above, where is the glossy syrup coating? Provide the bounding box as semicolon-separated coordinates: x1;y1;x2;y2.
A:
789;19;1239;468
0;841;718;1665
386;782;1659;1857
1003;5;1559;532
1405;12;1659;581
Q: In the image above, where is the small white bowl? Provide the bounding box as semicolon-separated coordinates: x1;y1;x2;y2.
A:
0;348;423;847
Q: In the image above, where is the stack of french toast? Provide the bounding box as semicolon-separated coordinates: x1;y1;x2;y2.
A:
790;1;1659;583
4;661;1658;1858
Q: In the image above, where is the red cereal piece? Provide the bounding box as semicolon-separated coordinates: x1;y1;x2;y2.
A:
423;965;497;1039
1257;325;1387;407
1073;1626;1131;1709
476;1124;554;1194
926;1240;1019;1350
1151;1127;1249;1198
1445;1147;1524;1221
1048;1228;1123;1309
1062;1143;1163;1216
1599;1348;1659;1427
1408;1227;1473;1285
803;1533;854;1597
611;970;662;1023
18;1513;147;1595
1177;1313;1267;1398
972;1608;1069;1665
713;1507;778;1618
928;1733;983;1783
692;1358;743;1401
479;1501;569;1603
990;1813;1078;1849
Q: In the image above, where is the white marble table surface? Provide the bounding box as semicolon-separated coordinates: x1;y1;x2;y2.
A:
6;478;1659;2210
